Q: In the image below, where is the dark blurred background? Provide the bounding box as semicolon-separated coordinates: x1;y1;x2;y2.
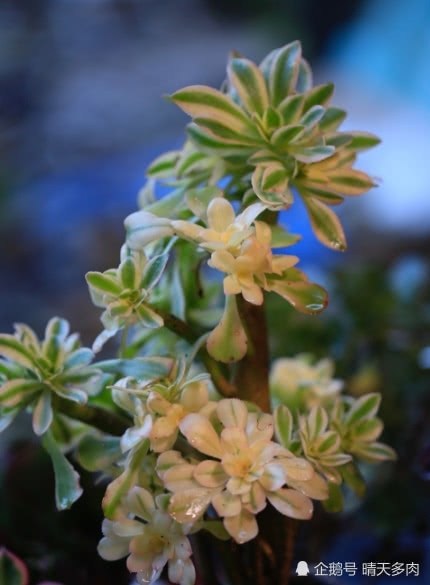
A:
0;0;429;583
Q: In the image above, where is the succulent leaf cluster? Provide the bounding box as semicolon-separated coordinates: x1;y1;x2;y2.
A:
0;42;393;585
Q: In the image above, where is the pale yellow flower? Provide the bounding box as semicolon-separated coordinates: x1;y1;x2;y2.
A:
159;399;315;544
98;487;195;585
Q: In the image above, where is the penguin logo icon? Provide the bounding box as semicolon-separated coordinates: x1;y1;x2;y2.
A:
296;561;310;576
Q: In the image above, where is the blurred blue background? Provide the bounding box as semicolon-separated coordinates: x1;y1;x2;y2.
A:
0;1;429;584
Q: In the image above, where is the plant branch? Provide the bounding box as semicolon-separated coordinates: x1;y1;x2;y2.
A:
53;396;131;436
155;309;238;397
234;297;270;411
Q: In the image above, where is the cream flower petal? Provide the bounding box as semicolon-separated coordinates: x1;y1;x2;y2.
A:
246;481;267;514
212;490;242;517
112;518;145;537
226;477;252;495
97;535;130;561
267;488;313;520
235;202;266;229
254;220;272;245
156;450;186;479
288;474;329;501
147;391;171;415
271;254;299;274
207;198;236;232
217;398;248;430
168;488;213;523
259;462;287;492
163;463;197;493
173;537;193;561
223;275;242;295
224;510;259;544
168;558;196;585
180;383;209;411
280;457;314;481
194;460;228;488
151;416;177;442
179;413;223;458
240;281;264;305
126;487;156;522
125;210;173;248
220;427;249;454
246;413;274;442
171;220;204;241
121;415;152;452
134;564;163;583
208;249;236;273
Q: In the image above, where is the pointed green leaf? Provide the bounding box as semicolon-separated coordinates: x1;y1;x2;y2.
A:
170;85;255;135
345;393;381;425
340;462;366;498
307;406;328;440
228;57;269;116
351;418;383;441
274;405;293;448
316;431;340;454
145;187;186;218
346;131;381;151
0;335;36;369
270;225;301;248
194;117;258;146
262;106;282;130
326;168;375;195
322;480;344;512
119;257;137;289
42;334;62;369
0;379;41;408
187;123;250;156
96;356;172;378
32;391;53;435
141;253;169;290
42;431;83;510
302;196;346;251
296;58;313;92
299;105;325;129
76;434;122;472
266;41;302;106
278;94;304;124
176;150;208;177
352;442;396;463
290;144;335;163
45;317;70;341
303;83;334;111
86;272;122;296
147;150;180;178
136;304;164;329
64;348;93;370
319;107;347;131
267;270;328;314
271;125;305;149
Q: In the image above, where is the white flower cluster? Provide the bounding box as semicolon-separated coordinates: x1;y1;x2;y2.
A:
98;389;329;585
125;196;326;314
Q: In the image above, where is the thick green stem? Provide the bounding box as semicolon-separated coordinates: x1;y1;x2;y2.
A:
53;396;130;436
